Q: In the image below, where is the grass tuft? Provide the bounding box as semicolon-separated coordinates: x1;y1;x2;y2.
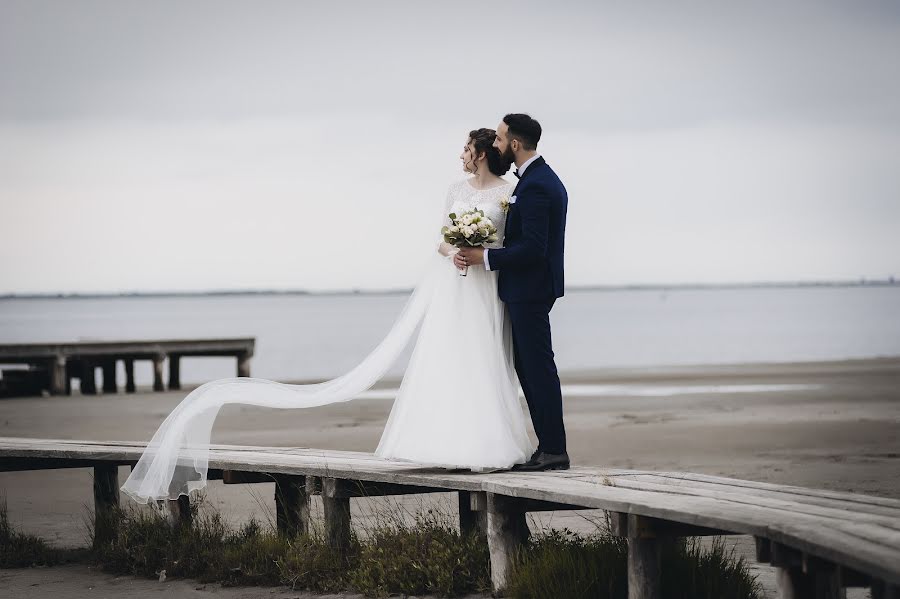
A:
507;526;763;599
0;499;71;567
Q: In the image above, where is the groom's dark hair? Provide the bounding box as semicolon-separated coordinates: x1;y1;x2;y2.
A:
503;113;542;150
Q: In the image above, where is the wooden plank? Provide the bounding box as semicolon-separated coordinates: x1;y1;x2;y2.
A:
617;473;900;519
606;477;900;529
620;471;900;510
2;437;899;586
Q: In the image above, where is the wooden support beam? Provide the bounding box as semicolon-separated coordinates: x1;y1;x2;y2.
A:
756;536;772;562
316;478;446;498
124;359;136;393
610;511;735;538
0;457;135;471
486;492;530;595
274;474;309;538
608;514;666;599
152;355;166;392
322;478;351;553
92;464;119;548
168;354;181;390
776;566;816;599
628;535;662;599
872;581;900;599
49;355;66;395
101;359;117;393
222;470;272;484
81;360;97;395
165;495;192;529
458;490;487;538
237;352;252;377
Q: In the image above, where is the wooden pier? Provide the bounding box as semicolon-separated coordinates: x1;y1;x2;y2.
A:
0;338;254;396
1;437;898;598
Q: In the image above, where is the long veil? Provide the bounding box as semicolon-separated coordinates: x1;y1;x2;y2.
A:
120;253;445;504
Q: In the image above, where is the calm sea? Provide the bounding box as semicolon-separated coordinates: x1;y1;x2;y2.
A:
1;286;898;387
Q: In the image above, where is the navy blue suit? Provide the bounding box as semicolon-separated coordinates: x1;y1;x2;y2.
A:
487;156;567;455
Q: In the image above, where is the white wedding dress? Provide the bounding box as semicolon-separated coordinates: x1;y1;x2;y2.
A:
375;179;535;471
121;178;534;504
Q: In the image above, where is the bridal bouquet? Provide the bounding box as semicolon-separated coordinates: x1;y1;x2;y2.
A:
441;208;498;276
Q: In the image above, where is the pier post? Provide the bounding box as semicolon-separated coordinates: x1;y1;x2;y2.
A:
49;355;66;396
872;581;900;599
101;359;117;393
124;359;136;393
93;464;119;548
168;354;181;390
237;352;252;377
486;493;530;595
322;478;352;553
152;354;166;392
165;496;192;529
459;490;487;539
628;536;662;599
610;513;665;599
81;360;97;395
771;541;820;599
274;474;309;538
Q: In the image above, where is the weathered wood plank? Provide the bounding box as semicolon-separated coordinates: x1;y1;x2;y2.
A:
2;437;899;587
616;473;900;519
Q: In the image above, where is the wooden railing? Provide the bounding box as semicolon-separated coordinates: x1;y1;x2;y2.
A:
1;437;898;598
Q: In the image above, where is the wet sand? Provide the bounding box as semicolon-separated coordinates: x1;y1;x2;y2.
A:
1;357;898;598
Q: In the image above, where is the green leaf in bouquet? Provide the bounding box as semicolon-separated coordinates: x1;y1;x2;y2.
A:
448;213;457;220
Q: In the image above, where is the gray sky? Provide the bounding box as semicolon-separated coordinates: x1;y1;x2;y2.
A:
1;0;899;293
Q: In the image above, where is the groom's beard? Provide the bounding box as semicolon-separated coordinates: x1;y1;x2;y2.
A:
500;145;516;169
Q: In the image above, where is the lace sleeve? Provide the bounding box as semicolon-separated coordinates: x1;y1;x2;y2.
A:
437;185;457;258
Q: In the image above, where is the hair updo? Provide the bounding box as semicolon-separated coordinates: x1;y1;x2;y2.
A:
468;128;511;176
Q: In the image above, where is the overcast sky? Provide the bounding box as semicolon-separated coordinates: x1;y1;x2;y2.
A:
1;1;899;293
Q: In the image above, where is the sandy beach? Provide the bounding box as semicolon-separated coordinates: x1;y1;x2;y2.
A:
1;357;898;598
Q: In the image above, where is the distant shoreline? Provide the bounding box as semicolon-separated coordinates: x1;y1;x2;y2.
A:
1;278;897;300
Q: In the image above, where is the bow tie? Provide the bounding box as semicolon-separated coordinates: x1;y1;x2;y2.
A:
513;170;520;179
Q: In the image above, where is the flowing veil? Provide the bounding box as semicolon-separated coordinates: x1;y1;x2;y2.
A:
121;253;446;504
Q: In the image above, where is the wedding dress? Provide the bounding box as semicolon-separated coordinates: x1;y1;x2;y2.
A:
121;178;535;504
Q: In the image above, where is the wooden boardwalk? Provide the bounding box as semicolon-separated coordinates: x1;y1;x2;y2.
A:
0;338;254;396
1;437;898;598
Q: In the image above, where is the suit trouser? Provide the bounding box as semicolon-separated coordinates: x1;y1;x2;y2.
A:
507;299;566;455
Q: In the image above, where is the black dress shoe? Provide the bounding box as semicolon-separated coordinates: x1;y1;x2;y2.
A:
511;448;543;471
514;451;570;472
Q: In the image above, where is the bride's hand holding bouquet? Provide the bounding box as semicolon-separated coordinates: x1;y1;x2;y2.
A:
442;208;498;276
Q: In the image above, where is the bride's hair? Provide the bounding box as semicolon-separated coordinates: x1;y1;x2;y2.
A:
469;128;511;177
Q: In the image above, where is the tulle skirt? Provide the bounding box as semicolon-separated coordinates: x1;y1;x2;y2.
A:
374;255;535;471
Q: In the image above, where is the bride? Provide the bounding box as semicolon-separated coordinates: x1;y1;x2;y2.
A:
121;127;535;504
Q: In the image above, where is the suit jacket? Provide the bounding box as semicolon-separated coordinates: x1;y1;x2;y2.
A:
488;156;567;303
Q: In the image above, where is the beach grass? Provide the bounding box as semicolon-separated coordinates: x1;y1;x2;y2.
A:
2;495;761;598
0;498;78;567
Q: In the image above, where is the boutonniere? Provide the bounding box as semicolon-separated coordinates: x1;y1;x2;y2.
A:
500;195;514;213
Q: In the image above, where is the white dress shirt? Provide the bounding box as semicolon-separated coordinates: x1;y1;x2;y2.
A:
484;154;541;272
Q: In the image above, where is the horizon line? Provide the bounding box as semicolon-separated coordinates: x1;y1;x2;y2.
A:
1;277;897;300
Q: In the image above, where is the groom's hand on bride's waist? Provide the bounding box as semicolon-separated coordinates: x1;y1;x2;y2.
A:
457;246;485;266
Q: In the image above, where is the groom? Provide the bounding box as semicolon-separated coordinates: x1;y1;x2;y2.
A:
456;113;569;472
